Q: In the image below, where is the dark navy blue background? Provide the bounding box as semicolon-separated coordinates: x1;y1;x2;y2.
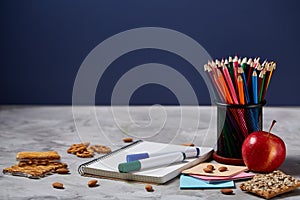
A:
1;0;299;105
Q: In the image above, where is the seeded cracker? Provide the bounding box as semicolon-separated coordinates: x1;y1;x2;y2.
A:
3;151;68;178
240;170;300;199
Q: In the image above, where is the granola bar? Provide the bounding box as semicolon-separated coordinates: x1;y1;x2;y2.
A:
3;161;67;178
240;170;300;199
16;151;60;161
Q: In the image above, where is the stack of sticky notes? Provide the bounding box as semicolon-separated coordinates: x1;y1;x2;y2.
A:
180;163;255;189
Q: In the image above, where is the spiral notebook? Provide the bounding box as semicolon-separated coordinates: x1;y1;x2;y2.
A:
78;140;213;184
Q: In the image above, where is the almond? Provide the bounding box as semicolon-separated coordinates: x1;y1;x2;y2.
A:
56;168;69;174
88;179;98;187
221;188;234;195
218;166;228;172
207;164;215;170
203;168;213;173
52;182;64;189
123;137;133;143
145;184;154;192
181;143;195;147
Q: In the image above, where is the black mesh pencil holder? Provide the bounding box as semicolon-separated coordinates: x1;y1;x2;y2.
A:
213;100;266;165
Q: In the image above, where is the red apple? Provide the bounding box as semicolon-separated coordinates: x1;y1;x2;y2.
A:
242;120;286;173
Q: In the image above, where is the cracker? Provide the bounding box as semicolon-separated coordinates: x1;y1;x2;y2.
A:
67;143;87;154
76;151;94;158
240;170;300;199
3;162;68;178
90;145;111;154
16;151;60;161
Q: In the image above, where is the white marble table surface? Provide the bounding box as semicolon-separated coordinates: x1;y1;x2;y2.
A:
0;106;299;200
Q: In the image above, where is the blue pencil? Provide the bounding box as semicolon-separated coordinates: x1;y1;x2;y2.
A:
238;67;258;131
252;70;258;104
252;70;258;126
238;67;250;104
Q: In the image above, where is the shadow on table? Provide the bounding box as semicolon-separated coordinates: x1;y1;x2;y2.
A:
275;188;300;199
279;155;300;176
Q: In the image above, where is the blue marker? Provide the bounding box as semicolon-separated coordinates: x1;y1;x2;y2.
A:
126;147;200;162
119;152;186;173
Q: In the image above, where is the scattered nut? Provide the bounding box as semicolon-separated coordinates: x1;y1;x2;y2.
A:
218;166;228;172
52;182;64;189
207;164;215;170
203;168;213;173
88;179;98;187
56;168;69;174
145;184;154;192
123;137;133;143
221;188;234;195
181;143;195;147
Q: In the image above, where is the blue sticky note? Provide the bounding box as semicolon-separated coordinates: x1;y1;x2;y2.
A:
180;175;235;189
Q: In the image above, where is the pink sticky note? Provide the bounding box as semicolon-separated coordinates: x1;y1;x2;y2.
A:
190;172;255;182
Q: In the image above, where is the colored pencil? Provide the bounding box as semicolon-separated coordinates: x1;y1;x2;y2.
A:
204;55;276;158
237;75;245;105
252;70;258;104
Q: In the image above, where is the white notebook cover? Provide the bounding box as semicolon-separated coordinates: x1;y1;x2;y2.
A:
78;140;213;184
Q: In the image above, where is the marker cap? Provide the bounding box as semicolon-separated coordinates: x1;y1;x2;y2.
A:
118;160;141;173
126;153;149;162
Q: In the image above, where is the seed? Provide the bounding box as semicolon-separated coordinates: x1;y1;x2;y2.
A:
88;179;98;187
203;168;213;173
218;166;228;172
145;184;154;192
52;182;64;189
221;188;234;195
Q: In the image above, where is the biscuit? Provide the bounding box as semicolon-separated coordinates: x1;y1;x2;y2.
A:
3;162;68;178
16;151;60;161
87;146;94;154
76;151;94;158
90;145;111;154
240;170;300;199
67;143;87;154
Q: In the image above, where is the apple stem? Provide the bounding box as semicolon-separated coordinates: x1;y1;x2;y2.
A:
268;120;277;134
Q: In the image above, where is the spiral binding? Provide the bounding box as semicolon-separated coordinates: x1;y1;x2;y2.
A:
78;140;143;175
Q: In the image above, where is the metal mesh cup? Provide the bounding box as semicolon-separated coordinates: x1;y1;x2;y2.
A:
214;100;266;163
